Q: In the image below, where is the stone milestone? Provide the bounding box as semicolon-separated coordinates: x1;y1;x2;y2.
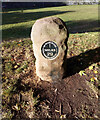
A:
31;16;69;83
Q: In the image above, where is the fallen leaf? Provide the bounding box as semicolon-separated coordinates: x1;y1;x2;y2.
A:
12;103;20;111
19;40;22;42
72;53;74;56
4;77;7;79
55;109;59;113
89;66;93;70
93;70;98;74
14;65;18;69
11;58;14;61
93;77;98;81
60;114;66;119
90;78;95;82
3;76;7;79
2;47;4;50
79;70;86;76
17;63;20;65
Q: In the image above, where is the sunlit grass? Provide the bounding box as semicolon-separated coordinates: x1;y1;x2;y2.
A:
2;4;98;40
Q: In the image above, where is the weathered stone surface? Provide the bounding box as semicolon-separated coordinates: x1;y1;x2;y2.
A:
31;16;69;83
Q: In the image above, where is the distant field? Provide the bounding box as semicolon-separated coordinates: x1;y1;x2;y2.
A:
2;4;99;40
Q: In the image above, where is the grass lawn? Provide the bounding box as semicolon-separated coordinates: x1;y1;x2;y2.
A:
2;4;99;40
1;4;100;119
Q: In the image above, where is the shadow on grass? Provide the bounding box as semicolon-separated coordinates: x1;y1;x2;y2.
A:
2;2;67;12
66;19;99;33
2;10;75;25
2;19;99;40
2;10;75;40
2;25;32;40
64;47;100;78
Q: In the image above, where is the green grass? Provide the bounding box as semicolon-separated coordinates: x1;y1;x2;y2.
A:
2;4;98;40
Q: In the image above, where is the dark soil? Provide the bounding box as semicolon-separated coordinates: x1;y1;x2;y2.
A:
11;62;99;119
30;74;98;119
11;72;99;119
